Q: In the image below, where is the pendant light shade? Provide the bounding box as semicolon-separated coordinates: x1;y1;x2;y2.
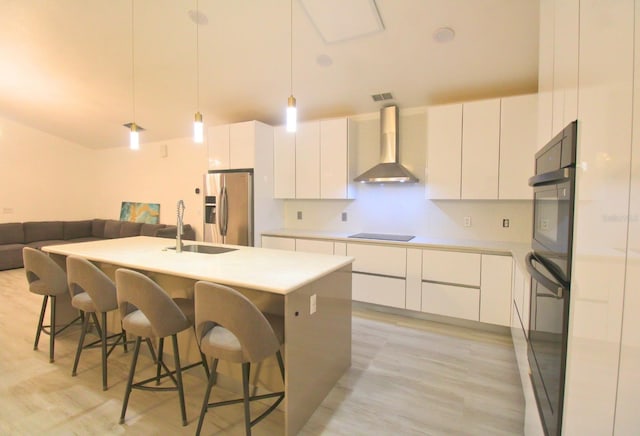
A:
129;123;140;150
193;111;204;143
286;95;297;132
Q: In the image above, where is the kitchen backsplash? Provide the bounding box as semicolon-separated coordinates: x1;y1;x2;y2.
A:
283;183;532;243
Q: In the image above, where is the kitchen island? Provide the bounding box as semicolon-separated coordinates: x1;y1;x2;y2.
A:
43;236;353;435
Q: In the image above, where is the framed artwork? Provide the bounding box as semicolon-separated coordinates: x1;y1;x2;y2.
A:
120;202;160;224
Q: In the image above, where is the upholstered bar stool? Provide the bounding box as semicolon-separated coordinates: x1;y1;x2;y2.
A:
194;281;285;436
115;268;206;427
23;247;81;363
66;256;129;390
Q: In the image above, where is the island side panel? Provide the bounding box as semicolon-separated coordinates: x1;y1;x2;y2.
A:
284;264;352;435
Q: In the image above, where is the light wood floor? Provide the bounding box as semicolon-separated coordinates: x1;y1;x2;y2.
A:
0;267;524;435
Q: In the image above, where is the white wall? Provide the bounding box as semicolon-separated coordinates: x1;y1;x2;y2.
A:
0;115;99;222
92;137;208;239
283;108;532;243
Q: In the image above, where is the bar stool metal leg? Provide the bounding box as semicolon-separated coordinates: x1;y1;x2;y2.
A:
34;295;48;351
72;311;90;376
242;362;252;436
171;334;187;426
49;295;56;363
120;336;142;425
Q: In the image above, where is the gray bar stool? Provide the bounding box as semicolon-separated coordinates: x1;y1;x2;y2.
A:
194;280;285;436
66;256;130;390
115;268;207;427
23;247;81;363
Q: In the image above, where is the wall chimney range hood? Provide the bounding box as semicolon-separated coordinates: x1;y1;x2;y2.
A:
354;105;419;183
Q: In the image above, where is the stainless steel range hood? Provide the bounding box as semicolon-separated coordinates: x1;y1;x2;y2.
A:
354;105;419;183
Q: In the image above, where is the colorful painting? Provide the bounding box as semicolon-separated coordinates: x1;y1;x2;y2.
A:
120;202;160;224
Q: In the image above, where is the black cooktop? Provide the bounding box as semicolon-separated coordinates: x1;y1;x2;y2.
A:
348;233;415;242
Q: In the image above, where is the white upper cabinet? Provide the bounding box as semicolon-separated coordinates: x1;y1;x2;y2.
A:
274;117;355;200
320;118;355;199
499;94;538;199
425;103;462;199
537;0;555;148
552;0;579;138
273;125;296;199
208;121;267;170
461;99;501;199
295;121;321;199
426;95;536;200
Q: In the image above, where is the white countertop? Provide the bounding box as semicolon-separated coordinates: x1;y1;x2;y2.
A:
43;236;354;295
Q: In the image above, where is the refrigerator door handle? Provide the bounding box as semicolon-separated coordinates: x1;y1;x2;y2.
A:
220;186;229;237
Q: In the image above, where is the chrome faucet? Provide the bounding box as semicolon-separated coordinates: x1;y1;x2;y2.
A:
176;200;185;253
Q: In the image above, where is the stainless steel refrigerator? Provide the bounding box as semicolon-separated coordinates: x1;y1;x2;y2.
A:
203;169;254;246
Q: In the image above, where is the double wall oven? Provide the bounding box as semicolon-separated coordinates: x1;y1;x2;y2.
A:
527;121;577;436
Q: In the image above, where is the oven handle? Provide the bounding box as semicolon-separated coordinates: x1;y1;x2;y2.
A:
528;167;573;187
525;252;568;299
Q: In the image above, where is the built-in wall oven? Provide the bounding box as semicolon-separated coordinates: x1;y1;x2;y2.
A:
527;120;577;436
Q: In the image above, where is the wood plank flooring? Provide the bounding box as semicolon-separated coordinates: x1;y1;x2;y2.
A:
0;267;524;435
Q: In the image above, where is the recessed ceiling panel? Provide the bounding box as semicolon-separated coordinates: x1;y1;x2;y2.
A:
300;0;384;43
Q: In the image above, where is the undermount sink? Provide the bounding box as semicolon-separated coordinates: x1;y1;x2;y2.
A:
167;245;237;254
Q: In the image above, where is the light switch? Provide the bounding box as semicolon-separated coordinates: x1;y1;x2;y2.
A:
310;294;317;315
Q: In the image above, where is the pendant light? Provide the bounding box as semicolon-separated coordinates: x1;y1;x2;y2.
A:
286;0;297;132
193;0;204;143
124;0;144;150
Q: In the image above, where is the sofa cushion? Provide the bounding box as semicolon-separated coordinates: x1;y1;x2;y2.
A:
103;220;122;239
120;221;142;237
24;221;64;243
92;219;106;238
27;240;67;250
140;223;166;236
64;220;93;240
0;243;26;270
0;222;24;244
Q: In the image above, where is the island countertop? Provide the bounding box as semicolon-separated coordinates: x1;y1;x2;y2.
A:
43;236;354;295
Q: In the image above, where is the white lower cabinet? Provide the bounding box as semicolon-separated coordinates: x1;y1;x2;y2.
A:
421;282;480;321
294;238;334;254
261;236;295;251
480;254;513;326
352;273;406;309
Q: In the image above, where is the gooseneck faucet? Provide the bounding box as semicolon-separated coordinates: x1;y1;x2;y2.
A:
176;200;185;253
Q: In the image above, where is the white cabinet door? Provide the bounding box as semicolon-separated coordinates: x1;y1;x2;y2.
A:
422;282;480;321
537;0;555;149
422;250;481;287
353;273;406;309
295;121;321;199
499;94;538;199
295;238;334;255
347;243;406;277
261;236;295;251
208;124;230;170
320;118;349;199
426;103;462;199
479;255;513;326
552;0;579;137
405;248;422;311
273;125;296;199
461;99;500;199
229;121;255;169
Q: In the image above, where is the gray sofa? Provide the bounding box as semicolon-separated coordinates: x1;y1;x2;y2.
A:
0;219;195;271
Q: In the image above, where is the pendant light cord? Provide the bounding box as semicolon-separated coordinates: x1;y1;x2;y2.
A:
196;0;200;111
290;0;293;95
131;0;136;123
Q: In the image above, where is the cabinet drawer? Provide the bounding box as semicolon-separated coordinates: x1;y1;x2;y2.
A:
295;238;334;254
421;282;480;321
422;250;480;286
353;273;405;309
347;243;406;277
261;236;295;251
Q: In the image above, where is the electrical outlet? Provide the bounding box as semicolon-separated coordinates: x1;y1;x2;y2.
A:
464;216;472;227
297;211;303;220
310;294;317;315
502;218;510;228
2;208;13;214
341;212;348;222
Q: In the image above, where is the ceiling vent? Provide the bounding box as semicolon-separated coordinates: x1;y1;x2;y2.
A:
371;92;393;102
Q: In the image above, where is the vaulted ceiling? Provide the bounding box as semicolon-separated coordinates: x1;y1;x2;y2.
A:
0;0;539;149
